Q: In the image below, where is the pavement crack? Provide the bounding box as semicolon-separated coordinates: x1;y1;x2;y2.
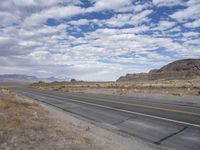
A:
154;126;188;145
112;116;134;126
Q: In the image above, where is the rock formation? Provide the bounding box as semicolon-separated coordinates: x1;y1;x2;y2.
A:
117;59;200;81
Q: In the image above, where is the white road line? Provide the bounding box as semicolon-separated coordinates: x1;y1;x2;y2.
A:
22;90;200;128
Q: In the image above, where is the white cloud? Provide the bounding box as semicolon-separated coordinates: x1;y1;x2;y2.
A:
68;9;152;28
2;0;80;8
0;12;20;27
153;0;183;7
154;20;176;31
102;10;152;27
88;0;131;12
24;6;84;26
13;0;38;7
105;2;152;14
1;21;178;79
23;0;134;26
0;0;199;80
69;19;90;26
0;36;13;46
170;0;200;21
184;18;200;28
183;32;199;38
187;0;200;6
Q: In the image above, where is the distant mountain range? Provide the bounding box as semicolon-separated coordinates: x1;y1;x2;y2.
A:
117;59;200;81
0;74;69;84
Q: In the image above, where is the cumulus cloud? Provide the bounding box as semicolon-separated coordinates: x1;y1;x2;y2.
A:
1;0;80;8
68;9;152;28
154;20;176;31
153;0;184;7
116;3;151;13
87;0;131;12
0;12;20;27
183;32;199;39
22;0;134;27
184;18;200;28
170;0;200;21
24;5;85;26
0;0;199;80
86;10;152;27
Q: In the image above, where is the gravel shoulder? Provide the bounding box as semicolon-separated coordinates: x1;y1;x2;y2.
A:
0;88;172;150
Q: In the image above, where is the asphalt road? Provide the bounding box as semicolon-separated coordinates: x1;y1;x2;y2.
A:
14;88;200;150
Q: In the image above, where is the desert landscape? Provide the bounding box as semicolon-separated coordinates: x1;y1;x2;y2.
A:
1;0;200;150
0;88;168;150
30;59;200;96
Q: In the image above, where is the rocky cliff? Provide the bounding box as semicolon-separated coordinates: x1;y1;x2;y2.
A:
117;59;200;81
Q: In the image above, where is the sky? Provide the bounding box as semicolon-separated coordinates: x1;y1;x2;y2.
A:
0;0;200;81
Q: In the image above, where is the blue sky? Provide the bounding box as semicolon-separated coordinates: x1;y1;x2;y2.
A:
0;0;200;81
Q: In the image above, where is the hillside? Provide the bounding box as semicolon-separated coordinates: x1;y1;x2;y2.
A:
0;74;67;84
117;59;200;81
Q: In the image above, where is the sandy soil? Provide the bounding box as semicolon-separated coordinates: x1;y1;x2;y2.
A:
30;78;200;97
29;79;200;105
0;88;171;150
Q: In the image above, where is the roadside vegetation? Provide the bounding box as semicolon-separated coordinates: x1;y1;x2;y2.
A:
0;88;169;150
30;78;200;96
0;88;101;150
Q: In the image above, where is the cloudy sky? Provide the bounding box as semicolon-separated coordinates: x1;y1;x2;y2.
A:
0;0;200;81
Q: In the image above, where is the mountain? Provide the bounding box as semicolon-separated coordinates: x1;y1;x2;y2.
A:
0;74;67;84
117;59;200;81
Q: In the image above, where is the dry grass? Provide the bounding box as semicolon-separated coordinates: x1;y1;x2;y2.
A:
30;78;200;96
0;88;102;150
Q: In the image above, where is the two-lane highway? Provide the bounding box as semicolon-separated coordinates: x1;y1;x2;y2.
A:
14;88;200;150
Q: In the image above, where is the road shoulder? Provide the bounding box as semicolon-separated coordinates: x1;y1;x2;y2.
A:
0;88;171;150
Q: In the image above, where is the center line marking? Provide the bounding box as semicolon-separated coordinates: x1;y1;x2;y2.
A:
21;90;200;128
40;91;200;117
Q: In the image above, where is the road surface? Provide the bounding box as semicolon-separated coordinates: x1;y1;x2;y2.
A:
14;88;200;150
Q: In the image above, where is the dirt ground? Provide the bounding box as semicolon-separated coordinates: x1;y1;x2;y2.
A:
0;88;100;150
0;88;170;150
30;78;200;96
